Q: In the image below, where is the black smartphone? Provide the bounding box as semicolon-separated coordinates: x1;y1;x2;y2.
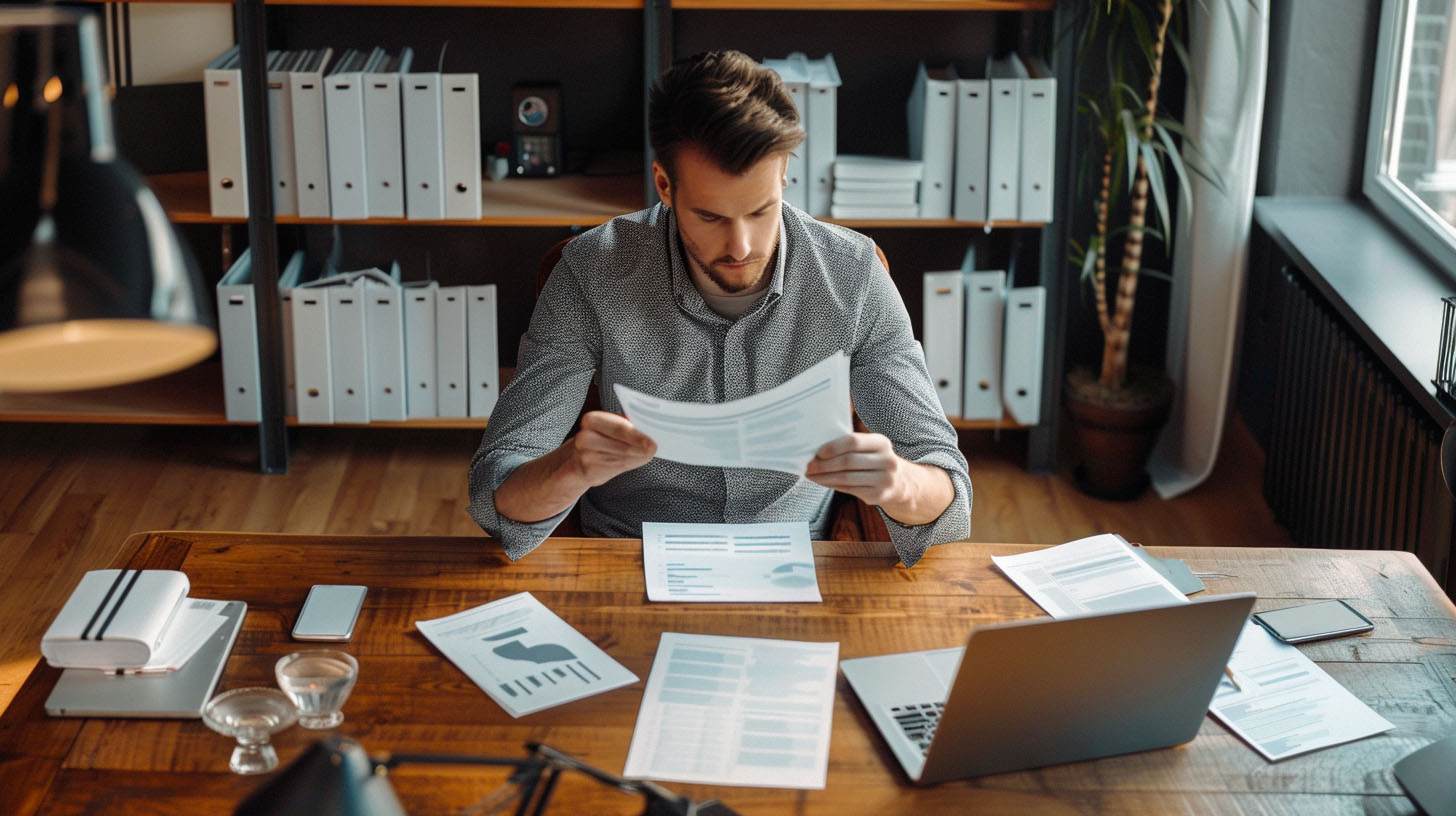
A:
1252;599;1374;644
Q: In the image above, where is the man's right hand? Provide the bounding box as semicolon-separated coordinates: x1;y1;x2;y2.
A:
568;411;658;486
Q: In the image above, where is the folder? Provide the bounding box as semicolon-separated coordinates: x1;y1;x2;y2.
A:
291;273;338;424
324;48;374;221
328;276;370;424
961;270;1006;420
907;62;957;220
290;48;334;219
466;284;500;417
1019;55;1057;224
203;45;247;218
216;248;260;422
435;285;468;417
953;62;990;223
365;263;407;422
276;250;308;417
364;47;413;219
804;53;841;219
403;281;438;418
441;73;482;220
1002;285;1046;426
403;71;445;221
987;54;1027;224
266;50;299;217
761;55;809;212
922;270;964;418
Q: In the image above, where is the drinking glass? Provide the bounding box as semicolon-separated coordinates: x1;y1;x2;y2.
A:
275;649;359;729
201;687;297;774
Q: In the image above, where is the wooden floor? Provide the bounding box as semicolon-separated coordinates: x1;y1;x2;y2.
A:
0;416;1290;713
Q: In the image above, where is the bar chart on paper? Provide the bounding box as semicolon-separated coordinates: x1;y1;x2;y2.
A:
642;522;823;603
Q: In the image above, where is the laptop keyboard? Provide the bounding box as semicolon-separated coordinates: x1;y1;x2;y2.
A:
889;701;945;755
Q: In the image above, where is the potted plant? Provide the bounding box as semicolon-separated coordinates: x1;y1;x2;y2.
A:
1065;0;1221;500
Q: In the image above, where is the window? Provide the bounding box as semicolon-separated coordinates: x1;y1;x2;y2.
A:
1366;0;1456;271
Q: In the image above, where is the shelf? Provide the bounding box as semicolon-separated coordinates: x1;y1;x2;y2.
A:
0;361;233;425
948;414;1028;431
675;0;1050;9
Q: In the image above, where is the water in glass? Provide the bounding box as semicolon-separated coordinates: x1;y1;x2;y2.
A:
275;650;358;729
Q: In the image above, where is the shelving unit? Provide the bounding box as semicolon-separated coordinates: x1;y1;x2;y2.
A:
36;0;1068;466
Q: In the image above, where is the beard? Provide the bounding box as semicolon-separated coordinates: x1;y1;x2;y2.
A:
679;233;771;295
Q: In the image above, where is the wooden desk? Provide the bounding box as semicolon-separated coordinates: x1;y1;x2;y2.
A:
2;533;1454;815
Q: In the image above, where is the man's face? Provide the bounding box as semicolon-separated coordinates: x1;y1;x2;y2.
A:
655;146;786;296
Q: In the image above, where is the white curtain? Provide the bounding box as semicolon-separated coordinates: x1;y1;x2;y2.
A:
1149;0;1270;498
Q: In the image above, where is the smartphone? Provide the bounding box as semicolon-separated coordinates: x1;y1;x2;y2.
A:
292;585;367;641
1252;599;1374;644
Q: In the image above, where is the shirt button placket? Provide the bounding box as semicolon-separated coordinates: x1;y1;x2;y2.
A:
722;324;746;523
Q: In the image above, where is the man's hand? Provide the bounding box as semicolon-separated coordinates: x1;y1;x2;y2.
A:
569;411;658;486
805;432;954;527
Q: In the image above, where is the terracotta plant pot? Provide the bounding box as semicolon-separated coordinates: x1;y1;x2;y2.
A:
1064;366;1174;501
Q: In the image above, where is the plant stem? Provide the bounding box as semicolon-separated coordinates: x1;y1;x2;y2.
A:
1094;146;1113;338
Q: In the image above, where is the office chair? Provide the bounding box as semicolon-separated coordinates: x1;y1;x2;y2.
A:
533;235;892;543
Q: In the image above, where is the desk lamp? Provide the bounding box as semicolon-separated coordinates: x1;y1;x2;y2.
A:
0;6;215;392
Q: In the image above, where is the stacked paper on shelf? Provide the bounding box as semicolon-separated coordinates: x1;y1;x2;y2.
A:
830;155;923;219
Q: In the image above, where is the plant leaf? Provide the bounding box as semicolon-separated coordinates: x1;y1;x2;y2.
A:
1139;267;1174;284
1141;140;1172;237
1121;109;1140;189
1154;121;1200;202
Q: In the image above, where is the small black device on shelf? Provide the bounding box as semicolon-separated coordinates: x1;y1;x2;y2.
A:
512;82;563;177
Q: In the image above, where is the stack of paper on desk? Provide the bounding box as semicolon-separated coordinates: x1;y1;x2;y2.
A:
641;521;822;603
416;592;638;718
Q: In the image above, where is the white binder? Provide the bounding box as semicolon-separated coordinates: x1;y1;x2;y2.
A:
403;72;445;221
953;65;990;223
466;284;500;417
1019;56;1057;224
762;55;809;212
324;49;374;221
987;54;1027;224
907;62;957;220
290;48;334;219
921;270;965;418
403;281;439;418
276;250;308;418
328;276;370;424
291;274;339;425
1002;285;1046;426
961;270;1006;420
364;48;413;219
435;285;468;417
216;248;260;422
365;263;407;421
804;53;841;218
440;73;482;220
203;45;247;218
266;50;298;217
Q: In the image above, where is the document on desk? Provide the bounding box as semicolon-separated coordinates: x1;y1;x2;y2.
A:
1210;621;1393;761
614;351;851;476
415;592;638;718
623;633;838;789
642;521;821;603
135;600;230;673
990;533;1188;617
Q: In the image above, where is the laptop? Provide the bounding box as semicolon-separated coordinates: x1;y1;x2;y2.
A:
45;600;246;718
841;592;1255;783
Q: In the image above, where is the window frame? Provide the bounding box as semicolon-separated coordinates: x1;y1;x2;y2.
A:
1364;0;1456;273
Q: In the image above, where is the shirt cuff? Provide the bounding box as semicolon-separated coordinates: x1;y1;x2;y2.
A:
467;452;576;561
880;454;973;568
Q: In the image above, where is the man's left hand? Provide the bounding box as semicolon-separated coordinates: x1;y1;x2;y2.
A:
805;432;955;528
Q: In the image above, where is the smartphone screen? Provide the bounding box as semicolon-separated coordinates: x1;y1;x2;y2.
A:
1252;599;1374;644
293;585;367;641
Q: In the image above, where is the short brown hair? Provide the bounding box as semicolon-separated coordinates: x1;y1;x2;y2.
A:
648;50;804;179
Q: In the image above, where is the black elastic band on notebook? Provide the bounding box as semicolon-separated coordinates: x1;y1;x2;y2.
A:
95;570;143;641
80;570;131;641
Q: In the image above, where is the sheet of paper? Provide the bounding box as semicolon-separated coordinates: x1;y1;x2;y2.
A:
990;533;1189;617
623;633;838;789
1210;621;1394;761
415;592;638;718
137;599;228;673
641;521;822;603
614;351;851;475
1130;547;1206;595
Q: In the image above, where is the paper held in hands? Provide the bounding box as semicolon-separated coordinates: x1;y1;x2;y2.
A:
415;592;638;718
613;351;852;475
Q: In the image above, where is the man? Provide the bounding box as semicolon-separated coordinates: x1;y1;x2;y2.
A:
469;50;970;566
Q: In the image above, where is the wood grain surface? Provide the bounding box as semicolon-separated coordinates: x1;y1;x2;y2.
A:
1;532;1450;815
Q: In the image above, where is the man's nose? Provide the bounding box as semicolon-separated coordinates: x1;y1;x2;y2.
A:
725;220;752;260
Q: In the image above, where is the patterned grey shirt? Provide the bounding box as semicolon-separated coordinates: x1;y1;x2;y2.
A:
468;202;972;566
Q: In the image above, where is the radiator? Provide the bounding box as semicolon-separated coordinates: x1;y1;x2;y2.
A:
1264;266;1452;586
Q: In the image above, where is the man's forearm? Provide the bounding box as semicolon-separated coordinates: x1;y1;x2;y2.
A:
877;461;955;527
493;443;594;524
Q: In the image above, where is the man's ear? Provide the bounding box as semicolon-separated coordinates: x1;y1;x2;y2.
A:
652;160;673;208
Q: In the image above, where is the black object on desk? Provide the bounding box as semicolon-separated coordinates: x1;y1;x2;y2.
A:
1395;734;1456;816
